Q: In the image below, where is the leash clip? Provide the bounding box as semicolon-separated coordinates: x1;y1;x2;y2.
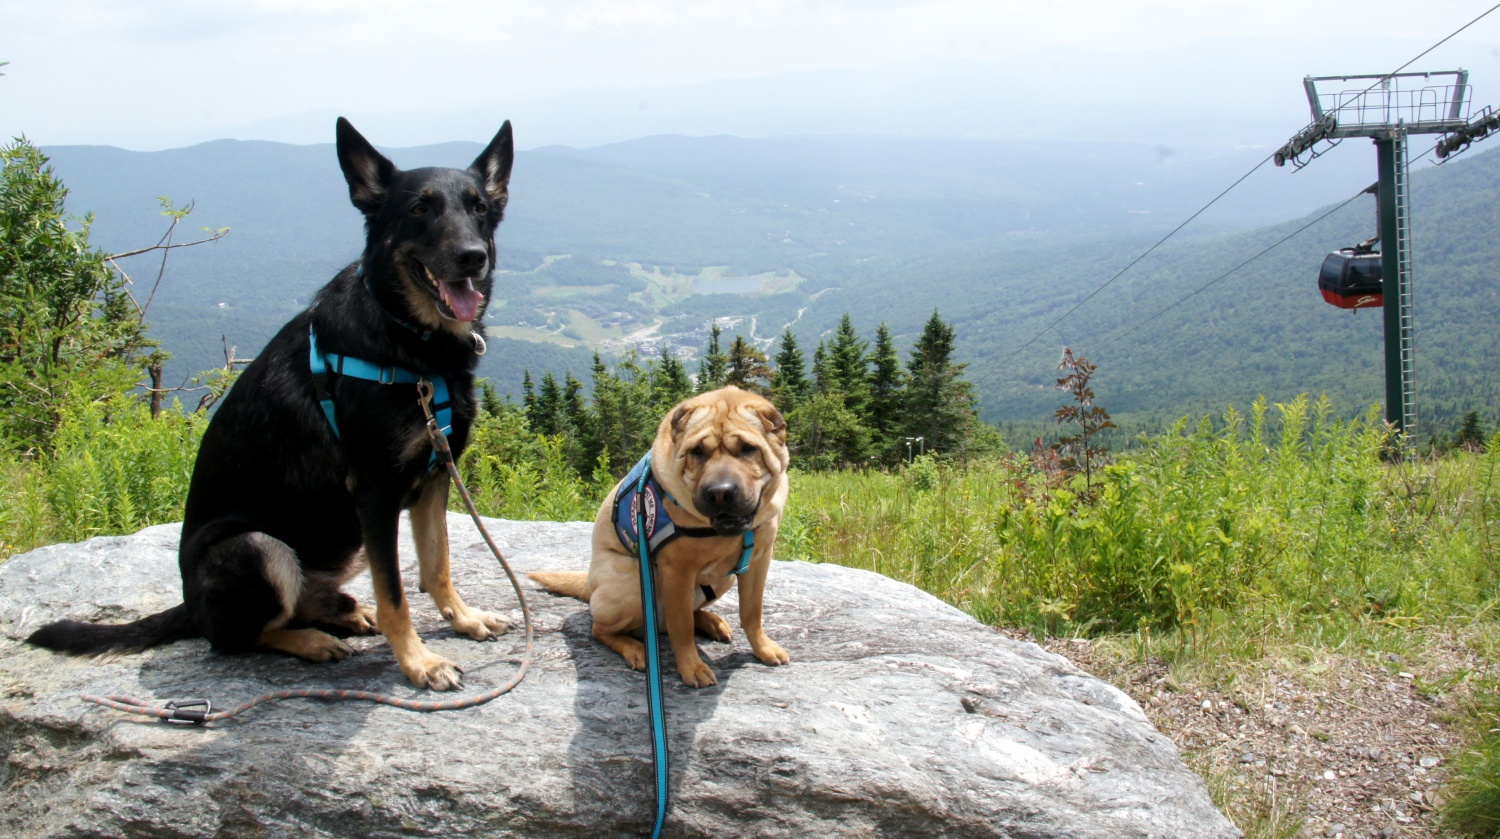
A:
417;379;454;465
162;698;211;725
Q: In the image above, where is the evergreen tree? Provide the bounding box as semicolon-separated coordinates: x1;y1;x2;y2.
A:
771;328;809;410
696;322;728;392
589;351;656;477
521;371;538;429
563;372;587;428
828;314;871;419
479;379;506;417
557;371;595;476
903;310;979;457
789;390;872;471
726;334;772;395
650;345;693;411
584;352;616;471
1455;410;1488;451
868;322;906;455
534;371;564;436
811;339;835;394
787;315;879;468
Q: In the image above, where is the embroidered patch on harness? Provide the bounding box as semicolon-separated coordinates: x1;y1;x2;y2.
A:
615;454;678;558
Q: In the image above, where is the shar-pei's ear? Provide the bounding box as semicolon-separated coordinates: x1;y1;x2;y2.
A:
670;404;695;439
756;402;787;445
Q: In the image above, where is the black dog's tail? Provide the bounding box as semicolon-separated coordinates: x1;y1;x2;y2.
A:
26;604;199;656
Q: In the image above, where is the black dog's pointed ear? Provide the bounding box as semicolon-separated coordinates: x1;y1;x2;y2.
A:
470;120;514;205
336;117;396;216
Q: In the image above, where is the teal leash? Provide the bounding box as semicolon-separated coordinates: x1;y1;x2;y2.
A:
635;453;670;838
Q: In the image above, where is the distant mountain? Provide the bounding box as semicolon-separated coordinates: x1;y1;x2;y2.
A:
38;131;1500;438
206;36;1500;150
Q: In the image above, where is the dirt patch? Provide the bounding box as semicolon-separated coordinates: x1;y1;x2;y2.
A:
1011;629;1493;839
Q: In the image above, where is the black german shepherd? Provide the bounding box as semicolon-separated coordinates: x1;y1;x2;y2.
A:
27;118;514;691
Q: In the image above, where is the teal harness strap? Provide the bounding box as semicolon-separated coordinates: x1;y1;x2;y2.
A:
613;453;755;579
308;324;453;467
731;529;753;577
633;452;671;839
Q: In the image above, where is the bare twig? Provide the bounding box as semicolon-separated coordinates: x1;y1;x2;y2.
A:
108;228;228;261
107;198;230;324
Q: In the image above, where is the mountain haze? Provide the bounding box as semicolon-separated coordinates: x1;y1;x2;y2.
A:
39;130;1500;437
209;36;1500;150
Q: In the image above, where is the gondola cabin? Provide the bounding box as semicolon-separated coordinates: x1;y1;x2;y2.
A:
1318;248;1384;310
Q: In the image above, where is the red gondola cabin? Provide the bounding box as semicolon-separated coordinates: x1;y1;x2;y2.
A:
1318;248;1384;309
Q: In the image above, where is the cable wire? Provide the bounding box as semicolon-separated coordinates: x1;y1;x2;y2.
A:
1087;130;1451;358
992;3;1500;366
994;154;1275;367
1085;191;1369;357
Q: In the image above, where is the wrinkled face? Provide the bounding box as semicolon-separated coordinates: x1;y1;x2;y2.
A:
669;389;789;536
336;117;513;333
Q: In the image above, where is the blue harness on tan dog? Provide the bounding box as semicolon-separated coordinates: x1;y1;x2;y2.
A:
611;452;754;581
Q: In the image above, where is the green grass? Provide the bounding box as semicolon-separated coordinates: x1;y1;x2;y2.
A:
1444;624;1500;839
0;397;203;556
783;395;1500;639
0;397;600;561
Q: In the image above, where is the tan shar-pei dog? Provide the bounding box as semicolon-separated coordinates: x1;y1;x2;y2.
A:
531;386;790;687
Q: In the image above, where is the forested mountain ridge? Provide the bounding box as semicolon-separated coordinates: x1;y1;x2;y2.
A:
935;143;1500;435
37;133;1497;437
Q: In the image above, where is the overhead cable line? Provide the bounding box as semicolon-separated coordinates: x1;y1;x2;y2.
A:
992;3;1500;367
1084;190;1368;356
1089;127;1455;361
993;156;1274;368
1086;131;1458;358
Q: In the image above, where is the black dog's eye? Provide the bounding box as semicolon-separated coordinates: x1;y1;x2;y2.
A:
474;201;488;214
409;202;429;216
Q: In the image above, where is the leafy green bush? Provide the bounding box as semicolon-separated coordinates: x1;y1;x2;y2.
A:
784;395;1497;638
0;397;203;556
0;139;155;453
455;404;611;522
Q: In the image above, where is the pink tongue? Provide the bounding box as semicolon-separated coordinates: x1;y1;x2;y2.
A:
440;279;483;322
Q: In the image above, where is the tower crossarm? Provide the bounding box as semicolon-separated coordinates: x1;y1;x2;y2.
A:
1436;105;1500;159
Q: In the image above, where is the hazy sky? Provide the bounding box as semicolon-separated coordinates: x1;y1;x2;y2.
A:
3;0;1498;149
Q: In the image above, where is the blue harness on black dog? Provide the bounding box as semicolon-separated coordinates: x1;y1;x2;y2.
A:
307;324;453;469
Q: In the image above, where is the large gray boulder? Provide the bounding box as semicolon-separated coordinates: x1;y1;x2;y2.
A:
0;516;1238;838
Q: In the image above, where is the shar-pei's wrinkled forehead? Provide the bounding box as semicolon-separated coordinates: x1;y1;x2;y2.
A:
667;386;789;478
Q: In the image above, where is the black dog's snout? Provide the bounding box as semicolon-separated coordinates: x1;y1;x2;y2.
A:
699;480;743;515
454;247;488;274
